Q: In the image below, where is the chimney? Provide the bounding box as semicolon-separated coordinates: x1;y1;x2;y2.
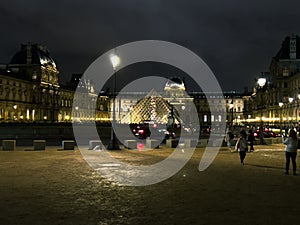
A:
290;35;297;59
26;43;32;64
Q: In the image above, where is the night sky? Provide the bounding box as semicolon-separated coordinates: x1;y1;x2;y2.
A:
1;0;300;92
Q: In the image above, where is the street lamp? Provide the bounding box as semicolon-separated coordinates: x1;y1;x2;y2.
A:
258;77;266;144
257;78;266;87
288;97;294;128
107;52;121;150
229;101;234;128
279;102;284;135
13;105;18;121
297;95;300;128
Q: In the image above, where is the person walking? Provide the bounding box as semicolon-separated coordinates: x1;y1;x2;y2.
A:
225;131;234;149
283;129;298;175
235;130;248;165
248;129;255;152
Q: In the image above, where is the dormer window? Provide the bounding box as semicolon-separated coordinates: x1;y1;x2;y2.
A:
283;68;289;76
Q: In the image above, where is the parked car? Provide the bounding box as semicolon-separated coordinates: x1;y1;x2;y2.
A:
253;130;277;138
131;125;151;139
130;124;177;141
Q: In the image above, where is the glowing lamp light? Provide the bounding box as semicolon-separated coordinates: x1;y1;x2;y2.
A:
257;78;266;87
279;102;284;107
288;97;294;103
13;105;17;109
110;54;120;70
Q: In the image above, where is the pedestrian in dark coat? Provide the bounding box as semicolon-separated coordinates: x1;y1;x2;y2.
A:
283;129;298;175
248;129;255;152
235;130;248;165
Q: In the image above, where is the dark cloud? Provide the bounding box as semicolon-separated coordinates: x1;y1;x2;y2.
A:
1;0;300;92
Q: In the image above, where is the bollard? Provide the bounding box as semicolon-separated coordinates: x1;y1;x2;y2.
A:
33;140;46;150
62;140;75;150
2;140;16;151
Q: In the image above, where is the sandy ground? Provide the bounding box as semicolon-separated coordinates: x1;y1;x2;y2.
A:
0;144;300;225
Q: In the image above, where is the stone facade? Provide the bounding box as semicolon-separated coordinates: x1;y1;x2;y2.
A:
245;35;300;129
0;43;109;123
0;43;247;127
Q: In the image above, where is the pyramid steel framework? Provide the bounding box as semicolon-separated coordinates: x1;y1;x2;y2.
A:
120;90;180;124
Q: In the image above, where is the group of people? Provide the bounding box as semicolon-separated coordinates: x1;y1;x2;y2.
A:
226;129;255;152
226;128;298;175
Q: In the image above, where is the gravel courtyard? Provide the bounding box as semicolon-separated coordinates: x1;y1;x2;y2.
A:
1;144;300;225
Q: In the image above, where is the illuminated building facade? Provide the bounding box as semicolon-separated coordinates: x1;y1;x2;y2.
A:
0;43;109;122
244;35;300;129
111;78;246;127
0;43;246;127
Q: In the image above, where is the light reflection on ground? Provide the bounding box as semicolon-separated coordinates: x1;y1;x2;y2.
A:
1;144;300;225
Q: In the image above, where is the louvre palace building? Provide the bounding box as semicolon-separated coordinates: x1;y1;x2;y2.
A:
0;42;246;127
0;43;109;123
244;34;300;130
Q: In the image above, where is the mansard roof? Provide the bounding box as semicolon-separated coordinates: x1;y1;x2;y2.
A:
10;43;57;68
274;35;300;60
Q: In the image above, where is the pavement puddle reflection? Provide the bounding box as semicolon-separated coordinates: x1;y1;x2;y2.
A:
98;163;121;167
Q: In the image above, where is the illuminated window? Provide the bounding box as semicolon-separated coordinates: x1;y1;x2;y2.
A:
283;68;289;76
204;115;207;122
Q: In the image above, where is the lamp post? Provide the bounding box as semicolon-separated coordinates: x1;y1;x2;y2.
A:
229;101;234;128
288;97;294;129
297;94;300;126
297;94;300;132
107;52;121;150
257;77;266;145
13;104;17;121
279;102;284;135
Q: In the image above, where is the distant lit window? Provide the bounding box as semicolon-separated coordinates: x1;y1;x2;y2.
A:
283;68;289;76
211;115;215;122
204;115;207;122
218;115;222;121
